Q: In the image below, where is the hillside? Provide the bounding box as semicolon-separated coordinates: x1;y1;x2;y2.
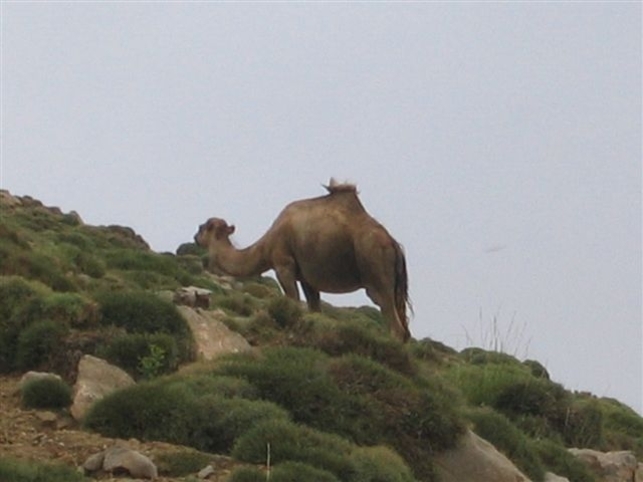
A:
0;189;641;482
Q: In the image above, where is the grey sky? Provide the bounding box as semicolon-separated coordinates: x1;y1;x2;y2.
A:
2;2;641;413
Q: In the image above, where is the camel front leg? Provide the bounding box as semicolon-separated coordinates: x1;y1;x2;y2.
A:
301;281;321;312
274;261;300;302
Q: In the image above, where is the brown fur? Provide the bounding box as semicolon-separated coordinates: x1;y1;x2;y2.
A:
194;179;411;342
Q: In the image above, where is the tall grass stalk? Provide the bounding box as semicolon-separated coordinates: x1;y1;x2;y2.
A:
464;308;531;359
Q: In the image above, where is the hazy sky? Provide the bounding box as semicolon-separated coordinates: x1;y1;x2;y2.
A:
2;2;641;413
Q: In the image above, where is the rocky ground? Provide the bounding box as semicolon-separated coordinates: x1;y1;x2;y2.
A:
0;375;239;481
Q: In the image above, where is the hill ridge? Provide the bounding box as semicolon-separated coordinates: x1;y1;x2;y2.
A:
1;190;641;482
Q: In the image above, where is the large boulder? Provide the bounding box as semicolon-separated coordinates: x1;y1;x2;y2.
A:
569;448;642;482
434;430;531;482
177;306;252;361
71;355;135;421
84;446;157;479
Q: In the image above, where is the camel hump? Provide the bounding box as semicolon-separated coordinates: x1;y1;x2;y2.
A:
324;178;358;195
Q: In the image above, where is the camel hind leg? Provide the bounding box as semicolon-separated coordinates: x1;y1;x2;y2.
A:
365;287;409;342
361;241;410;342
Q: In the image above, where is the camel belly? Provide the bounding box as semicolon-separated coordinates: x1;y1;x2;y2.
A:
299;268;362;294
295;242;362;293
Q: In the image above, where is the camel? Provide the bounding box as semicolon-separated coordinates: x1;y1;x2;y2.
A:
194;179;411;342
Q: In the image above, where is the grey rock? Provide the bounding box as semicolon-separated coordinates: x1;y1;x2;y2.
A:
198;464;215;479
544;472;570;482
570;448;639;482
177;306;252;361
103;446;158;479
83;452;106;472
71;355;135;421
174;286;213;308
434;430;531;482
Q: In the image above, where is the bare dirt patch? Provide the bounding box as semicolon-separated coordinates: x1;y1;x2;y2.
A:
0;376;240;481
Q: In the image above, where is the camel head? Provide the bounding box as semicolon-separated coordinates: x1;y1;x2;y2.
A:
194;217;236;248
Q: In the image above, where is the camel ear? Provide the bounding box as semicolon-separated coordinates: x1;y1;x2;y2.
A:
227;225;235;235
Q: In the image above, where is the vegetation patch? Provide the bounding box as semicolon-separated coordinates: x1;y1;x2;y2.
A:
21;377;72;410
232;419;355;481
466;407;545;481
154;449;213;477
16;320;69;371
533;438;597;482
96;291;194;362
98;332;179;379
0;457;87;482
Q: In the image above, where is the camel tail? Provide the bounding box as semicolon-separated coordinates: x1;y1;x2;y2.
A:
394;241;412;342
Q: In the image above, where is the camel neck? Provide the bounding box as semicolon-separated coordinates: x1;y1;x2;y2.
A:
213;241;269;278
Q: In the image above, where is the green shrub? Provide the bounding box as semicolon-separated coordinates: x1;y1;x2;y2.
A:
163;374;258;399
0;223;31;250
219;348;348;430
189;395;291;453
23;252;76;292
98;333;179;379
270;462;341;482
459;347;523;366
228;466;265;482
466;408;545;481
21;377;72;410
154;449;212;477
0;277;50;372
56;232;94;250
241;310;282;343
328;355;462;480
410;338;458;364
97;291;194;361
266;296;303;328
229;463;344;482
84;382;196;443
214;292;258;317
307;322;416;376
84;378;289;454
533;438;597;482
0;276;47;321
445;362;534;407
176;254;206;275
16;320;68;371
138;343;169;379
350;446;416;482
176;242;205;257
241;280;277;299
105;250;177;275
559;398;604;448
600;397;643;446
60;244;106;279
41;293;98;328
232;419;355;481
523;359;550;379
0;457;87;482
221;347;463;481
493;378;569;422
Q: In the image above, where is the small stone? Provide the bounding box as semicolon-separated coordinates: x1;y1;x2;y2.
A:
198;465;215;479
83;451;106;472
35;411;58;428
